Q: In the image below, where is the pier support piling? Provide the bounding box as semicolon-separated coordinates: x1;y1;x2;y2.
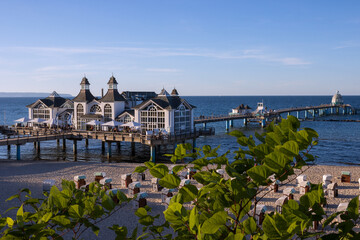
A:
73;140;77;155
261;119;266;128
101;141;105;153
117;142;121;152
225;120;229;132
296;111;300;119
34;142;37;148
85;139;89;147
304;111;308;119
7;145;11;151
131;142;135;156
16;144;20;160
229;120;233;128
202;123;207;129
62;139;66;151
243;118;248;126
36;142;40;154
107;142;112;159
150;146;156;162
192;138;196;153
57;139;60;145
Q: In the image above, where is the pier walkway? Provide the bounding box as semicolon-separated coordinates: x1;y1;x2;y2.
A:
194;104;356;130
0;127;215;161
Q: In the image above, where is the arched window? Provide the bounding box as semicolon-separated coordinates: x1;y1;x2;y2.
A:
76;104;84;129
174;104;190;133
124;115;132;123
104;104;112;122
140;104;165;131
90;104;101;113
33;103;50;119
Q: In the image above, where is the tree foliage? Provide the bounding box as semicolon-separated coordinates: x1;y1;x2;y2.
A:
1;116;359;239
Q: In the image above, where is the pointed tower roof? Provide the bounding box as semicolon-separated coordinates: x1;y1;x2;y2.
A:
171;88;179;96
80;76;90;85
73;77;96;103
107;75;118;85
158;88;170;96
100;76;126;102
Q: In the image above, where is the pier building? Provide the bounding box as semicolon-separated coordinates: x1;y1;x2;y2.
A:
27;75;196;135
133;88;195;134
331;91;344;106
26;91;73;125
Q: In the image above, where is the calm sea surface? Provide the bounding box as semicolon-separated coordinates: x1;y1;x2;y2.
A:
0;96;359;166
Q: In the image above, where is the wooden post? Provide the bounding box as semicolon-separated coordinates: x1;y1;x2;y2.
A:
85;138;89;147
107;142;112;159
7;145;10;151
225;120;229;132
57;139;60;145
16;144;21;160
117;142;121;152
150;146;156;162
36;142;40;154
73;140;77;155
62;138;66;151
102;141;105;153
131;142;135;156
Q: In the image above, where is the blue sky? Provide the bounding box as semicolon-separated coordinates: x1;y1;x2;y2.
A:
0;1;359;96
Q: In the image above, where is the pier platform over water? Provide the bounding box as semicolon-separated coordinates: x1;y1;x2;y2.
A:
0;127;214;161
195;103;357;130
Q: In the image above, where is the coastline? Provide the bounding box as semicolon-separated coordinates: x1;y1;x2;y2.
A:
1;161;359;238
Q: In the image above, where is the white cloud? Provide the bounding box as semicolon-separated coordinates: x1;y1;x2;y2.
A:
276;57;311;66
2;46;311;66
146;68;180;73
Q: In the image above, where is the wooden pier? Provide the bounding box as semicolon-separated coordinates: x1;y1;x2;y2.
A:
195;104;357;130
0;127;214;161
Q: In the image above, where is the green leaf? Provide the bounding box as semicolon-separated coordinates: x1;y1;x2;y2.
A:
40;212;53;223
164;202;188;225
243;217;257;235
347;196;359;220
139;215;155;226
247;165;272;185
255;131;265;143
102;194;116;211
228;130;245;138
189;207;199;233
201;211;227;234
16;204;24;226
6;194;19;202
134;166;147;173
280;141;299;157
179;184;198;203
6;217;14;228
144;161;155;169
264;151;290;173
172;165;185;174
159;174;181;189
262;215;282;239
135;207;147;218
92;225;100;236
149;164;169;178
51;215;71;226
69;205;84;219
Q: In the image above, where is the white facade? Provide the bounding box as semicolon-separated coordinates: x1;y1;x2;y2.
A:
134;90;195;134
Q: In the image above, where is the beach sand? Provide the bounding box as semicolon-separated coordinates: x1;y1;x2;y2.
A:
0;161;359;239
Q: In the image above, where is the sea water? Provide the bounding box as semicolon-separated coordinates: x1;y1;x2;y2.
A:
0;96;359;165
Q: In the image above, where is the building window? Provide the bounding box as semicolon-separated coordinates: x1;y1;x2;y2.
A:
33;104;50;120
76;104;84;129
117;114;133;123
90;104;101;113
140;105;165;131
174;105;190;133
104;104;112;122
